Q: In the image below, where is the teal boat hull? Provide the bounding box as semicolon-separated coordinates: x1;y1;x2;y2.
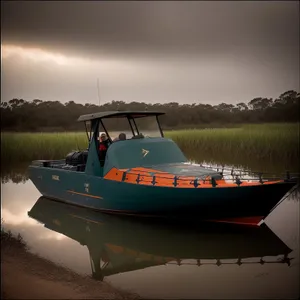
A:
28;164;297;224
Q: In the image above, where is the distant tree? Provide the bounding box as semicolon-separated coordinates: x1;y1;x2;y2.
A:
236;102;248;111
0;90;299;131
248;97;273;110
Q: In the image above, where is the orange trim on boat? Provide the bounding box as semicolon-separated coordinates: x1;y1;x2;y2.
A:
207;216;264;226
104;168;284;188
67;190;103;199
105;243;125;254
129;167;168;174
70;214;104;225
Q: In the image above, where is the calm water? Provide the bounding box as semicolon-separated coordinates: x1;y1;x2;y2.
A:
1;164;299;299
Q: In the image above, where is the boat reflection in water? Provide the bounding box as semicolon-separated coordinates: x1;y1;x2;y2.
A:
28;197;294;281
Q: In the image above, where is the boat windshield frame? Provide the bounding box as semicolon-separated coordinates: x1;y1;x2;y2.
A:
79;111;165;142
84;120;93;142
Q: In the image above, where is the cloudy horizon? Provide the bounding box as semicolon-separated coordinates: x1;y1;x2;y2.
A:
1;1;299;105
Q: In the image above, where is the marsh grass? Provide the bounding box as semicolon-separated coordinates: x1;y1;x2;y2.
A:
1;219;28;251
1;123;299;172
168;123;299;169
168;123;298;159
1;132;88;163
1;162;29;184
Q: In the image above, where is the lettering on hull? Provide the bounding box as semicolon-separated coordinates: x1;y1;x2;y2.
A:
142;148;149;157
84;183;90;193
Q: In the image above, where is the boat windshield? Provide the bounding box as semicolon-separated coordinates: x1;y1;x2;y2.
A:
134;116;163;138
101;118;135;141
100;115;163;141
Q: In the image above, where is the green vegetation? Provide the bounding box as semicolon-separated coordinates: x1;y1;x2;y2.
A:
1;90;299;131
1;123;298;173
169;123;299;172
169;123;299;160
1;132;88;163
1;219;28;250
1;89;298;172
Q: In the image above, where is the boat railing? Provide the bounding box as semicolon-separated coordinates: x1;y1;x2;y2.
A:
198;163;300;178
165;255;293;267
119;167;299;188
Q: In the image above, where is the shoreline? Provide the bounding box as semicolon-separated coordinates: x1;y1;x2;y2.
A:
1;230;140;299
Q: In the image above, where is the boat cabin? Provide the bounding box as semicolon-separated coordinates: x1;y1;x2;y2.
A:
62;111;187;177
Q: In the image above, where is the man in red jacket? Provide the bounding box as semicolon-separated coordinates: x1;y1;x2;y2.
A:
99;132;110;166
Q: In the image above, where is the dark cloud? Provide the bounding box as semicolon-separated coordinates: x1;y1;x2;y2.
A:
1;1;299;104
1;1;299;60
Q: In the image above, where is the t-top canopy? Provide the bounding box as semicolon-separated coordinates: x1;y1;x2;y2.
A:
77;110;165;122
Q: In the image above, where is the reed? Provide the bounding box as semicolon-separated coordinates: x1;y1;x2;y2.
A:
168;123;299;160
1;123;299;172
1;219;28;250
168;123;299;172
1;132;88;163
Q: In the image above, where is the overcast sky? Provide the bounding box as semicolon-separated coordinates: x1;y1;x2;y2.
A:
1;1;299;105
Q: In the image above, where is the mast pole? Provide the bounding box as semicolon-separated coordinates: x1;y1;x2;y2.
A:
97;78;101;107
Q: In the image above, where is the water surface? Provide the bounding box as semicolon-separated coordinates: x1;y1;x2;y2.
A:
1;164;299;299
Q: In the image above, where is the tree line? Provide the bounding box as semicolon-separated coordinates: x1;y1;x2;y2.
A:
1;90;299;131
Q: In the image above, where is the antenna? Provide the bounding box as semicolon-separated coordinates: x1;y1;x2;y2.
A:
75;134;81;152
97;78;101;107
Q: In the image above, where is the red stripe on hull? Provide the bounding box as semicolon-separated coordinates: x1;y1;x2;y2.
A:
207;216;264;226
